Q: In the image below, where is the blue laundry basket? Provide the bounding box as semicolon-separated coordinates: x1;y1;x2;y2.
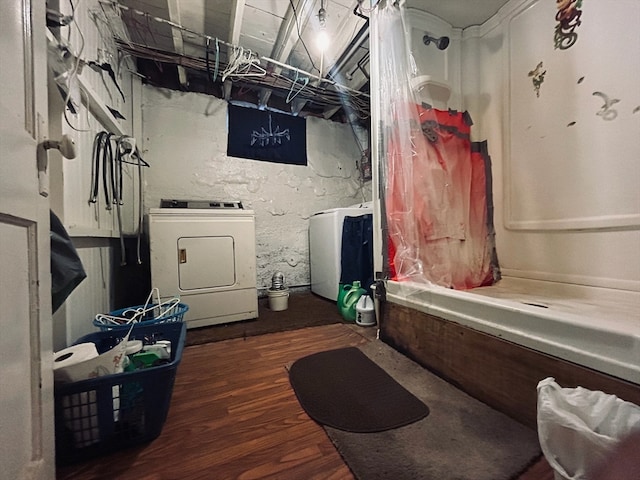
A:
93;302;189;332
54;321;186;465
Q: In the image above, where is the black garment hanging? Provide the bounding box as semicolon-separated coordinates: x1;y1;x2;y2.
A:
50;210;86;313
339;214;374;295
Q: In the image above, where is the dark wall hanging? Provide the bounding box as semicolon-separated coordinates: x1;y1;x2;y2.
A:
227;103;307;165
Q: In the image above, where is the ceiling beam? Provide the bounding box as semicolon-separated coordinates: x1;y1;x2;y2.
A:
258;0;316;110
321;74;369;120
225;0;246;100
166;0;188;88
228;0;246;45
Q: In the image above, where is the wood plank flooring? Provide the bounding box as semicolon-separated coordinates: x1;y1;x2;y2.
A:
56;323;554;480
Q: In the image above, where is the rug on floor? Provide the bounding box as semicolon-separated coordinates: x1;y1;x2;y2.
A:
289;347;430;432
186;292;342;345
324;341;542;480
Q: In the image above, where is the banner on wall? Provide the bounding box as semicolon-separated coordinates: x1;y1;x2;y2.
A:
227;104;307;165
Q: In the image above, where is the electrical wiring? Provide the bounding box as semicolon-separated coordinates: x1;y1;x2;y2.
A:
60;0;92;132
287;0;320;74
115;40;370;119
101;0;370;119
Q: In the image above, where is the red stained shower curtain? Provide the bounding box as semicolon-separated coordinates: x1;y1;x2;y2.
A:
385;104;498;289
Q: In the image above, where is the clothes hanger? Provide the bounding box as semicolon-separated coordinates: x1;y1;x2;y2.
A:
205;37;221;84
94;288;181;326
286;70;309;103
234;48;267;78
221;45;242;82
223;46;266;81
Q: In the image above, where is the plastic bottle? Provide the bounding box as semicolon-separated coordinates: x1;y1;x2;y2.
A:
355;295;376;326
338;280;367;322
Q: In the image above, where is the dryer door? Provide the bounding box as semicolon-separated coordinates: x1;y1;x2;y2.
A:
178;236;235;290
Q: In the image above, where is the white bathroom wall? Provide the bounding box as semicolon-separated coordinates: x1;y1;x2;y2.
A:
54;239;114;347
460;0;640;291
404;8;462;110
141;86;371;291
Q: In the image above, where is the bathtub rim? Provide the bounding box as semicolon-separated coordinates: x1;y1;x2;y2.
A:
384;279;640;384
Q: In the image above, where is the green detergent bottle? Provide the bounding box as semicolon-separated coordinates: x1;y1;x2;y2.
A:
338;281;367;322
337;283;350;313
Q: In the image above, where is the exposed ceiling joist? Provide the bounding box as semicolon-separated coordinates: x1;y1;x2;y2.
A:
110;0;511;122
228;0;245;45
166;0;187;87
224;0;246;99
258;0;315;110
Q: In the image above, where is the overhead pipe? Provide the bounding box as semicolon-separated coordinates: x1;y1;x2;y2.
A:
258;0;316;109
326;20;369;82
353;3;368;21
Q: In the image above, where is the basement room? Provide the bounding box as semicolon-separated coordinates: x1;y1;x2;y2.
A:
1;0;639;479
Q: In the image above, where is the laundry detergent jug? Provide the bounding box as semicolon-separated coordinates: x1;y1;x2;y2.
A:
338;281;367;323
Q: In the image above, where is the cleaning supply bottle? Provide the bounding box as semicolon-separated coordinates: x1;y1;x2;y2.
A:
337;283;350;313
355;295;376;326
338;281;367;322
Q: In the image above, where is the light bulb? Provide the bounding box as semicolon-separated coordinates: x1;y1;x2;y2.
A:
316;30;330;52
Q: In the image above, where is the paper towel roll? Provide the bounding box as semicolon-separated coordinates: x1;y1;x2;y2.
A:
53;343;99;383
54;328;132;384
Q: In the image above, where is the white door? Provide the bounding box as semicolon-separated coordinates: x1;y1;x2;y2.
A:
0;1;55;479
178;236;236;290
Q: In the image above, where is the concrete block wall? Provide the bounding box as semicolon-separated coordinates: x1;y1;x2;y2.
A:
141;86;371;291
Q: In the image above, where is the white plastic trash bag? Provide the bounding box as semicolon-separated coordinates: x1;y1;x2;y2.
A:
537;377;640;480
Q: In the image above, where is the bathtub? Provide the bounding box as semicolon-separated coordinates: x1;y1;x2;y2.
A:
385;277;640;384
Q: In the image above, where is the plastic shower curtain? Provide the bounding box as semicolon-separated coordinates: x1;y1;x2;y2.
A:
372;2;499;289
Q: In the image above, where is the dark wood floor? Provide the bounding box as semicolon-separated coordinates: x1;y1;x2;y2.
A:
185;291;344;346
56;322;554;480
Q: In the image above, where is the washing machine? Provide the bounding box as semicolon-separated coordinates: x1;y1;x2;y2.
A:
148;200;258;329
309;203;372;301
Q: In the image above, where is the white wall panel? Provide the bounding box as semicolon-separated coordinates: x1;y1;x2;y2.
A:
53;0;141;237
404;8;462;111
49;0;142;348
505;0;640;231
55;239;114;347
459;0;640;291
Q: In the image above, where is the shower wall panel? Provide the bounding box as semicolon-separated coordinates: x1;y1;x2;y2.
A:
460;0;640;291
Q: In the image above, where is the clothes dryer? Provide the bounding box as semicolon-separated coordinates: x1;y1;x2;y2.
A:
148;203;258;328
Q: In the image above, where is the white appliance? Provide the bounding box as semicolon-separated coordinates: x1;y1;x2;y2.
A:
309;203;372;301
148;202;258;329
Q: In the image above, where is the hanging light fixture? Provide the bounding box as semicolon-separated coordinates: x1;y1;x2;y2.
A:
316;0;330;52
318;0;326;28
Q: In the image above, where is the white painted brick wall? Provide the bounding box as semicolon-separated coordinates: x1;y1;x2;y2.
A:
142;86;371;291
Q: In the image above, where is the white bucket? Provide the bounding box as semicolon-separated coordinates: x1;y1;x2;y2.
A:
267;288;289;311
